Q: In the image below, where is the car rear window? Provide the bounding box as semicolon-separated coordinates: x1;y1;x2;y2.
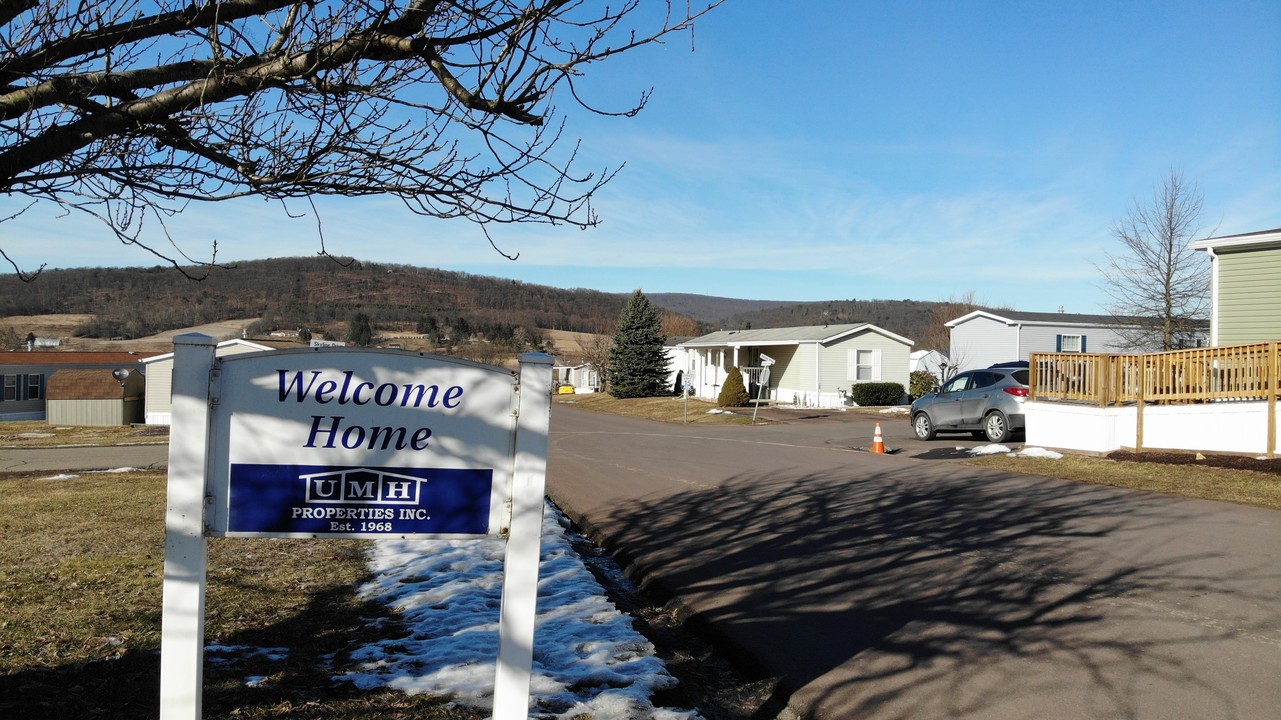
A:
1012;370;1029;384
969;372;998;389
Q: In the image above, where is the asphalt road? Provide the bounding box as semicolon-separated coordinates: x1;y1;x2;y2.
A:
0;442;169;473
546;405;1281;720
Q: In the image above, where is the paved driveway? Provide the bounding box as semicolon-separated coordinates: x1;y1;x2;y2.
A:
547;404;1281;720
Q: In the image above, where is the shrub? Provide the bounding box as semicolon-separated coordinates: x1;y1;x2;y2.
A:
717;367;751;407
909;370;939;400
849;382;905;407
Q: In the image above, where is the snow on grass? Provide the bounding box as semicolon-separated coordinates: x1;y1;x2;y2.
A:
339;503;698;719
41;467;143;480
968;444;1064;460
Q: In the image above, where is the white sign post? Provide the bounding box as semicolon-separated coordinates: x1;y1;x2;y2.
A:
159;335;216;720
159;334;552;720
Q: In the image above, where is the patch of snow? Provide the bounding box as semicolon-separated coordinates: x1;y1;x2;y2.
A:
1016;447;1064;460
705;408;734;414
18;432;55;438
206;644;290;664
42;473;79;481
879;407;910;415
338;503;698;719
967;444;1064;460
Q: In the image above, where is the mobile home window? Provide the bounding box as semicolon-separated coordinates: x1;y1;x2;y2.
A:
848;349;881;382
3;374;16;401
26;374;42;400
1058;334;1084;353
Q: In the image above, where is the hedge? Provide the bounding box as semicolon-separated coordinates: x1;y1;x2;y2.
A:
849;382;905;407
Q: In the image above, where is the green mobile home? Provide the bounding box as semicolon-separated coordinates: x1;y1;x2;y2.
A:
1192;228;1281;346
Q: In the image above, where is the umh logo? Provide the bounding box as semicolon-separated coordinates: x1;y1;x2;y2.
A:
300;468;425;505
228;463;494;536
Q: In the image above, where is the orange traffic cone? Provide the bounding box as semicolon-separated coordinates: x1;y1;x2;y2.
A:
872;422;885;454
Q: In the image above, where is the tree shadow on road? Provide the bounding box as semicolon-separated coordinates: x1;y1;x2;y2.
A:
557;462;1278;719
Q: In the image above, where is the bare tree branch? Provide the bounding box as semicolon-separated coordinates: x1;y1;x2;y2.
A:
0;0;723;277
1097;170;1212;350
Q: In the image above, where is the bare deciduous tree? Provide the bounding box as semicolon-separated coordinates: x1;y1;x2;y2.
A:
660;311;700;338
1098;170;1211;351
0;0;722;278
578;333;613;391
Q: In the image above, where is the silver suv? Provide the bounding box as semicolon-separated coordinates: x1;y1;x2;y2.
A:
910;365;1029;443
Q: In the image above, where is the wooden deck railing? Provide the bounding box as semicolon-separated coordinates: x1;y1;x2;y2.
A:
1030;342;1281;407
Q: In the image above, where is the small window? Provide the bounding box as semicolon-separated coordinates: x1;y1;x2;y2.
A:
855;349;874;381
2;375;16;401
848;348;882;382
26;374;42;400
1059;334;1083;353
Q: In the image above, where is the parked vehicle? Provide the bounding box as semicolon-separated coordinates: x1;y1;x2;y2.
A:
909;365;1029;443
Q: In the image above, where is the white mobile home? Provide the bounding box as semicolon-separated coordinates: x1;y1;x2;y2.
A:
678;323;912;408
946;310;1207;372
141;338;273;424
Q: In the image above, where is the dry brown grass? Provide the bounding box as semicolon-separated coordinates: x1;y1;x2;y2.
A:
0;470;480;719
0;420;170;448
555;391;760;425
966;453;1281;511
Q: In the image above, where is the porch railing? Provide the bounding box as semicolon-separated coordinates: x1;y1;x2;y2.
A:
1030;341;1280;407
741;366;770;400
1030;341;1279;457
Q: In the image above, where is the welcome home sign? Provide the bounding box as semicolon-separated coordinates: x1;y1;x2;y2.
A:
206;350;521;538
160;335;551;720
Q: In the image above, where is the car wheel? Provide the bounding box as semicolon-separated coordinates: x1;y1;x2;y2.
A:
912;413;936;441
983;411;1011;443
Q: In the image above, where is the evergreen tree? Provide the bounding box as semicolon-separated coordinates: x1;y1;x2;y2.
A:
608;290;669;398
717;367;751;407
347;312;373;346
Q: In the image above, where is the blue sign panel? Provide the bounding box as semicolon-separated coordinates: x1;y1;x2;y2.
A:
228;463;492;535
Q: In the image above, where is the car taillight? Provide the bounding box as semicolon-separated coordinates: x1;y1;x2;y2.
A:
1003;387;1029;397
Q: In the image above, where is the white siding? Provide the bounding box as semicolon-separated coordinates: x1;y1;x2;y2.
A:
144;356;175;423
950;316;1019;371
143;342;270;424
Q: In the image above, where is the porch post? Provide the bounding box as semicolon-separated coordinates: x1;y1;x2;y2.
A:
1268;341;1277;458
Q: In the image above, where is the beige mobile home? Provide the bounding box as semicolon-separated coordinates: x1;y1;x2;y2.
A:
678;323;912;408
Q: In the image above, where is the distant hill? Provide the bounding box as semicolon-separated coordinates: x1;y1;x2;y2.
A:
0;258;959;353
646;293;799;324
713;298;945;344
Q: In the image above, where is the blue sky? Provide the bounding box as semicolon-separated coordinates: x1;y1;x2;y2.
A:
5;0;1279;314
